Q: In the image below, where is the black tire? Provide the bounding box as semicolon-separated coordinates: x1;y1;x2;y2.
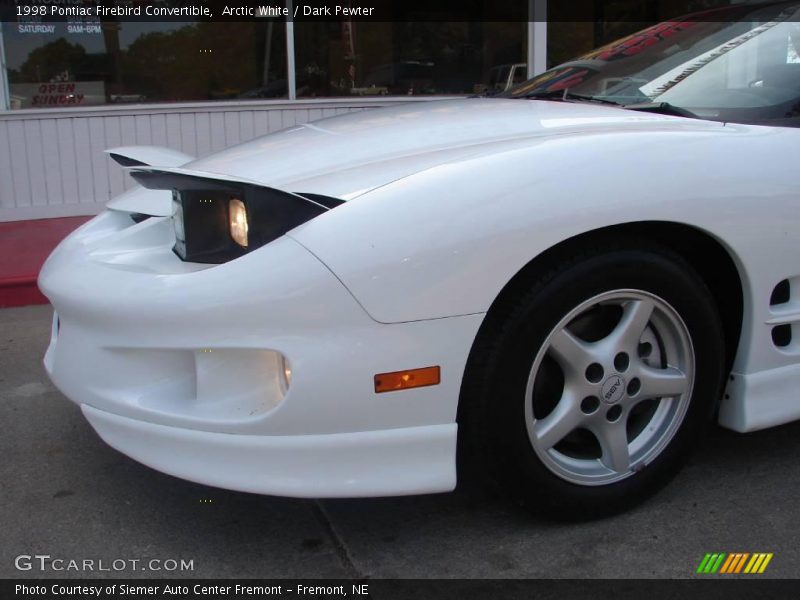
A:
458;240;725;520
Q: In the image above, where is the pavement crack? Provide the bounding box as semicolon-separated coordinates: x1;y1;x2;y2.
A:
311;500;365;579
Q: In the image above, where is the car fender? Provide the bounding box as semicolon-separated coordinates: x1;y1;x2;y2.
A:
290;122;800;377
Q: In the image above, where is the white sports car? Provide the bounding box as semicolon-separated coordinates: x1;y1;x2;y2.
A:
40;2;800;518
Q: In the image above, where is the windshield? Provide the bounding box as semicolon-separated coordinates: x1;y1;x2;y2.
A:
504;1;800;125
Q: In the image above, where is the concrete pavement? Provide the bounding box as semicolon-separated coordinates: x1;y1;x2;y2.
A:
2;305;799;579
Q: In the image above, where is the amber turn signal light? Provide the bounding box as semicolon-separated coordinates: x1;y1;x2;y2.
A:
374;366;441;393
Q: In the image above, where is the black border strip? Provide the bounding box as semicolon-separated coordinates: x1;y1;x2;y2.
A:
3;579;800;600
3;0;800;23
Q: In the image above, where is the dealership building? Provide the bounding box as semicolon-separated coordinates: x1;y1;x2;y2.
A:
0;0;738;222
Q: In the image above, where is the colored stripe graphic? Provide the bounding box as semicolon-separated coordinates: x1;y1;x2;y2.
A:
720;553;749;574
711;553;726;573
753;553;773;574
697;553;727;573
700;553;773;574
719;553;736;574
697;554;713;573
741;553;773;574
735;553;750;573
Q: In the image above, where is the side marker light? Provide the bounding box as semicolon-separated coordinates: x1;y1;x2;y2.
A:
374;366;441;393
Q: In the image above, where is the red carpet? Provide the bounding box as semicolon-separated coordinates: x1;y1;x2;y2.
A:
0;216;92;308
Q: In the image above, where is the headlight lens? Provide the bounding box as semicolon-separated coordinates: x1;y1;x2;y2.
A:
162;181;340;263
172;192;187;258
170;190;240;264
228;198;249;248
172;194;185;241
280;355;292;392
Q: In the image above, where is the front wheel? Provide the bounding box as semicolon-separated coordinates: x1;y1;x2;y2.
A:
459;242;725;519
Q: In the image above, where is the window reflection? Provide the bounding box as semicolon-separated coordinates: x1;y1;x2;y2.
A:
293;22;526;97
3;21;288;109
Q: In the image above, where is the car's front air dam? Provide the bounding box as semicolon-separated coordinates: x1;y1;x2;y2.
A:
83;404;456;497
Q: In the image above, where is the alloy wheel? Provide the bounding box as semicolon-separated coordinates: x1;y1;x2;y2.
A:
524;290;695;486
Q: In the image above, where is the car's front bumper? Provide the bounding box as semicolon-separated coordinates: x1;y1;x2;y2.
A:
39;211;484;496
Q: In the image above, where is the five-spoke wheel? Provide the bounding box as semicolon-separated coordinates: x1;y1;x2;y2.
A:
458;241;725;519
526;291;694;485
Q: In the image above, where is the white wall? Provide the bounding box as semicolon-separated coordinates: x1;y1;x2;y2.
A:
0;97;421;222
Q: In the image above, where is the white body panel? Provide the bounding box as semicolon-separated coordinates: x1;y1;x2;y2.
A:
105;187;173;217
40;99;800;496
104;146;195;216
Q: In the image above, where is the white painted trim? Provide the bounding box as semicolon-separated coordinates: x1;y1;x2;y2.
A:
0;25;9;111
0;202;107;222
286;1;297;101
528;0;548;77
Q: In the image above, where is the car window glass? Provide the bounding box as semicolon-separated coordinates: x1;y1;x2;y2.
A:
506;2;800;127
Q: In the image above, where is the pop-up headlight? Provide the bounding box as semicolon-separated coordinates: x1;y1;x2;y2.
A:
130;169;343;264
171;189;244;263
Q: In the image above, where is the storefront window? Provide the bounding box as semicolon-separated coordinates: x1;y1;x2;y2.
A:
3;20;287;109
293;22;526;97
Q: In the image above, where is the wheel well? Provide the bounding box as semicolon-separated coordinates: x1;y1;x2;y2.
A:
485;222;744;373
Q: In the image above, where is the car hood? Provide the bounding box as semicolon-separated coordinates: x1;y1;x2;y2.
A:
185;98;722;199
109;98;723;215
